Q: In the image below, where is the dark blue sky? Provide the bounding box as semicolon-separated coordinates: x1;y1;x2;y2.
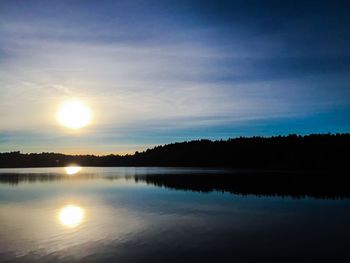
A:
1;0;350;153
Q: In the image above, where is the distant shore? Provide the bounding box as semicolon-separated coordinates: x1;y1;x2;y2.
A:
1;134;349;170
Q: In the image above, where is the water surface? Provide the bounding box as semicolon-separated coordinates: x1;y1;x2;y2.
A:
0;167;349;262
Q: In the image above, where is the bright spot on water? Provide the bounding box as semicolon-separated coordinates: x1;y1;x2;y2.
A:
65;166;82;175
59;205;84;228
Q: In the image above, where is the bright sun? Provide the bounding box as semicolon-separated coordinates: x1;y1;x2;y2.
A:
57;100;92;129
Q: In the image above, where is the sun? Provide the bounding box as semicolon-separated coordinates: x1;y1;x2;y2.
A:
57;100;92;129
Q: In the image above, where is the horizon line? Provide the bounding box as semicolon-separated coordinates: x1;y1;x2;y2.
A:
2;132;349;157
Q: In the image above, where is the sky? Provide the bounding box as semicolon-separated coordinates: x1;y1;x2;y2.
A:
1;0;350;154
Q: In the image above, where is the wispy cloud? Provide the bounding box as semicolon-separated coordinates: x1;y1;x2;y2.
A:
1;0;349;153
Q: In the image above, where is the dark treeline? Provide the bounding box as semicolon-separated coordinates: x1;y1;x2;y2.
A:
0;134;349;170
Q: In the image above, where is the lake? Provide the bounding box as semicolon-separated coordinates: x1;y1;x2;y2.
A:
0;167;349;262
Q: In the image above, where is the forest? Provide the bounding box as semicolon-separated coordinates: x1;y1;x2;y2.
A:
0;134;349;170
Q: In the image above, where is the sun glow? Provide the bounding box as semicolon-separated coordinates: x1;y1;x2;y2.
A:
57;100;92;129
65;166;82;175
59;205;84;228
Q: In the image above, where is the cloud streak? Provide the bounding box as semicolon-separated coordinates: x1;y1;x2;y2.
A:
1;0;349;153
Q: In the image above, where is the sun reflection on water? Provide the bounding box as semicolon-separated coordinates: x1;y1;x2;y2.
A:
59;205;85;228
64;166;82;175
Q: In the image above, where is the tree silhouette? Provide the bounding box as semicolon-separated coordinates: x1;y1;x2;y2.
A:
0;133;349;170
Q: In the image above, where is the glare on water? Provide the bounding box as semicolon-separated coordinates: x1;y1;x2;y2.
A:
0;167;350;262
59;205;85;228
65;166;82;175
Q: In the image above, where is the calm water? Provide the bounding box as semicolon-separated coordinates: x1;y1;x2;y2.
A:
0;167;349;263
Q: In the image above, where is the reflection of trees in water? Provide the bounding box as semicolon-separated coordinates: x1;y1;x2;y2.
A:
134;172;350;199
0;173;135;186
0;173;99;186
1;171;349;199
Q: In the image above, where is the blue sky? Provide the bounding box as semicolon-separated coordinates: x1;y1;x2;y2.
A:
1;0;350;154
